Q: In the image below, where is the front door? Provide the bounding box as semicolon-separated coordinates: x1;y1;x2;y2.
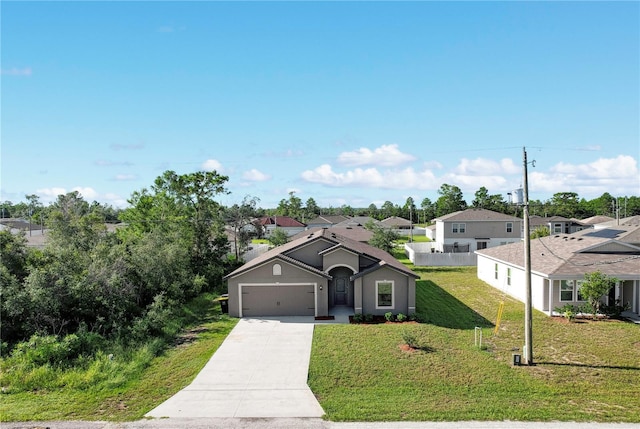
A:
335;277;348;305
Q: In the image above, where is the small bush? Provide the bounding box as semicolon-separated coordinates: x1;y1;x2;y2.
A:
352;314;364;323
364;314;374;323
384;312;394;322
402;330;420;349
601;299;630;318
554;304;577;321
396;313;407;322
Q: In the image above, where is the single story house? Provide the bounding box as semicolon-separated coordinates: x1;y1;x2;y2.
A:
381;216;412;229
255;215;306;237
305;215;351;229
224;228;419;318
290;226;374;243
476;225;640;316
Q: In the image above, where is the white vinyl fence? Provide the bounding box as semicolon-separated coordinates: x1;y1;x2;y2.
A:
404;243;477;267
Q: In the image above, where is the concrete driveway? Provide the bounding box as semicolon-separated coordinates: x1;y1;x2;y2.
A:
146;318;325;419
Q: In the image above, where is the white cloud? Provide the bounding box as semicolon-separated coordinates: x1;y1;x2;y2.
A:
72;187;99;200
530;155;639;197
202;159;223;172
337;144;416;167
1;67;32;76
301;164;438;189
242;169;271;182
551;155;637;179
36;187;67;201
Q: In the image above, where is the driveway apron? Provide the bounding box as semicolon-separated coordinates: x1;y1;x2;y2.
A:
146;318;325;418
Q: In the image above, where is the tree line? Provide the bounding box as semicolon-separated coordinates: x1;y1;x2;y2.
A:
263;185;639;224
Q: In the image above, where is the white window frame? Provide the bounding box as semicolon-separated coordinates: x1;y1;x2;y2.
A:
507;267;511;286
506;222;513;233
375;280;395;309
494;263;499;280
452;223;466;233
560;280;574;301
553;223;563;234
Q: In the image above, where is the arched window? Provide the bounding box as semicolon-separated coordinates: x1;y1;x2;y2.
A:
273;264;282;276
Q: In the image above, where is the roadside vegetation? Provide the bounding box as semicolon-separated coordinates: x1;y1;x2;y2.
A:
0;292;237;421
309;260;640;422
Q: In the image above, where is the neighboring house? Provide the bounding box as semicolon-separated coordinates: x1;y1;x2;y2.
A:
381;216;412;230
581;215;614;227
334;216;380;228
256;216;306;237
476;225;640;316
290;226;373;243
224;228;419;318
305;215;351;229
432;208;523;253
528;215;592;235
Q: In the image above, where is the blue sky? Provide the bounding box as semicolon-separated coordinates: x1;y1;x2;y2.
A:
2;1;638;209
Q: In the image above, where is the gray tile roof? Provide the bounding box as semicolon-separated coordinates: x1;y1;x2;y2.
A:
580;215;614;225
290;226;374;243
224;227;418;280
435;208;521;222
476;226;640;278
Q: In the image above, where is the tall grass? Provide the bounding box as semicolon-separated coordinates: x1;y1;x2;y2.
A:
0;293;238;421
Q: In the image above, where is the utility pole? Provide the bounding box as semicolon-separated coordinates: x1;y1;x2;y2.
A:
523;147;533;365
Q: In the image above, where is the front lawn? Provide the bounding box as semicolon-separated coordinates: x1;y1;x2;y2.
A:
308;266;640;422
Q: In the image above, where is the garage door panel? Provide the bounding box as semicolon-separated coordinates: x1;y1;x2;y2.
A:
242;285;315;317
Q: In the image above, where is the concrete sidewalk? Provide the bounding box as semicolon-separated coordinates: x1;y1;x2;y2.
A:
146;318;324;419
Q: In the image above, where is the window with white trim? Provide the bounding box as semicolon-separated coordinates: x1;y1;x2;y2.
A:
553;223;563;233
376;281;394;308
506;222;513;233
560;280;573;301
507;268;511;286
494;263;499;280
272;264;282;276
452;223;466;233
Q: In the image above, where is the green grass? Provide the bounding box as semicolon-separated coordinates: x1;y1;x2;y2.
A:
0;296;238;422
309;265;640;422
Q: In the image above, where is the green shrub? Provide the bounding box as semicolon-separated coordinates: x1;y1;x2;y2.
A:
409;313;427;323
396;313;407;322
352;314;364;323
554;304;577;321
401;330;420;349
364;314;374;323
384;312;394;322
601;299;630;318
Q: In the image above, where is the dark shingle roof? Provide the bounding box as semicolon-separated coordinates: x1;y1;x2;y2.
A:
225;227;418;280
476;226;640;278
435;208;521;222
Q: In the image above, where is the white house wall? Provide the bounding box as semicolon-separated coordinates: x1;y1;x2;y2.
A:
477;256;548;313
